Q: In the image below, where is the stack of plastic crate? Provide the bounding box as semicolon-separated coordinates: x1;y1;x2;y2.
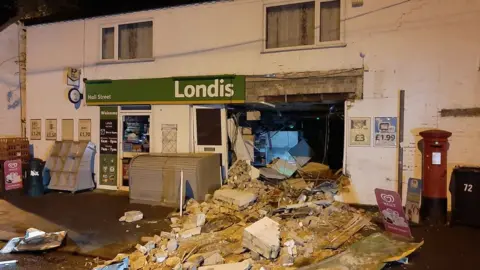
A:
7;138;30;164
0;138;9;161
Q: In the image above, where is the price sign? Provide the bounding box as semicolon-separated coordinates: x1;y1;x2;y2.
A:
374;117;397;147
30;119;41;140
78;119;91;141
45;119;57;140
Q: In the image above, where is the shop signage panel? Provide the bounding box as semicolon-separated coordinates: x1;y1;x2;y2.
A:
374;117;397;147
349;117;371;146
45;119;57;140
30;119;41;140
78;119;92;141
85;75;245;105
405;178;422;224
62;119;74;141
4;160;23;191
99;107;118;186
375;188;412;238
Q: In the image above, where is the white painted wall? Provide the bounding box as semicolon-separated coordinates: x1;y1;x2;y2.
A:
0;23;21;137
26;0;480;203
151;105;191;153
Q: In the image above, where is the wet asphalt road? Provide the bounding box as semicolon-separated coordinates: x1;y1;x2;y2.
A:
0;251;91;270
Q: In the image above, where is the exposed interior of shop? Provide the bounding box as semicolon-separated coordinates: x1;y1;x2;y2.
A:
227;101;345;180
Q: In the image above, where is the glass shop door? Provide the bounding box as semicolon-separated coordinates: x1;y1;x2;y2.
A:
118;112;151;190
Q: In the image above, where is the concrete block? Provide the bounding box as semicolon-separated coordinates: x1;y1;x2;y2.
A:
180;227;202;239
242;217;280;259
167;239;178;252
120;211;143;223
213;189;257;209
203;253;224;266
155;252;168;263
198;259;252;270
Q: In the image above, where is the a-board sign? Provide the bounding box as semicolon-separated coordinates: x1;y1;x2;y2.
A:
375;188;412;238
405;178;422;224
4;160;23;191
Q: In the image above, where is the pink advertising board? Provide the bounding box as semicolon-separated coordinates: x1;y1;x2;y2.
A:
4;160;23;191
374;188;412;238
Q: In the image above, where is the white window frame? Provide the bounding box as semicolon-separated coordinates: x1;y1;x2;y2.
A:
263;0;346;53
98;18;155;63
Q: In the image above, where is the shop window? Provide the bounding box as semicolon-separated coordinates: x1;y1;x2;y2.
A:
100;20;153;61
265;0;342;51
196;109;221;146
122;116;150;153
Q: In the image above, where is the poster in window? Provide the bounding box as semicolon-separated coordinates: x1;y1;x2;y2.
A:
62;119;74;141
78;119;91;141
99;107;118;186
349;117;371;146
45;119;57;140
374;117;397;147
30;119;41;140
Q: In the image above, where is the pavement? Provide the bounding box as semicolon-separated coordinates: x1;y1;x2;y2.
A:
0;189;172;259
0;190;479;269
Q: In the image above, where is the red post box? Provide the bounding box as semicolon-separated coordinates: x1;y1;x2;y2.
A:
419;129;452;225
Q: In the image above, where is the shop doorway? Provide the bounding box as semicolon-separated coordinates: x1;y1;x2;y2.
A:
192;105;228;181
118;112;151;190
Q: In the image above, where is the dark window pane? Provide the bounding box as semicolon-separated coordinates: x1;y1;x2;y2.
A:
320;0;341;42
102;27;114;59
196;109;221;146
266;2;315;49
118;21;153;59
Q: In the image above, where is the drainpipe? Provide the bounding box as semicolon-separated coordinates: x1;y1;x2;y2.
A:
18;22;27;137
398;90;405;200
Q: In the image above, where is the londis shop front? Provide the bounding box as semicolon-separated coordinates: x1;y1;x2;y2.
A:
85;75;245;190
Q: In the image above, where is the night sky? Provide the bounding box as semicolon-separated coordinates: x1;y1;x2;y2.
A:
1;0;215;26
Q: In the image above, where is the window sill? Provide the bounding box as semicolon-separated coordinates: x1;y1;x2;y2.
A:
96;58;155;65
261;42;347;54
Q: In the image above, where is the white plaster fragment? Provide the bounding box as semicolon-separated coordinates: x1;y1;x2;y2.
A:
214;189;257;209
198;259;252;270
242;217;280;259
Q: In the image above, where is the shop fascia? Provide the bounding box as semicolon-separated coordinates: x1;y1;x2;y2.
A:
85;75;246;105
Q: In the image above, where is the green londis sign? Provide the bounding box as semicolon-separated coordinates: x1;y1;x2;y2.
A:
85;75;245;105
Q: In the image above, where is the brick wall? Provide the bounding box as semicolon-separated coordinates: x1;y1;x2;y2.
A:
245;69;364;102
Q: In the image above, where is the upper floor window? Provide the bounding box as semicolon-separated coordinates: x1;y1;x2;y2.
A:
101;21;153;61
265;0;342;51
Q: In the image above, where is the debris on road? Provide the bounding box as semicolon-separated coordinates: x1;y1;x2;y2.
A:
298;233;424;269
0;228;66;254
0;260;17;266
119;211;143;223
213;189;257;210
242;217;280;259
93;160;422;269
0;230;22;242
93;254;129;270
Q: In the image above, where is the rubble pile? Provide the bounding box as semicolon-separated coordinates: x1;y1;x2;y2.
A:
94;160;422;270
